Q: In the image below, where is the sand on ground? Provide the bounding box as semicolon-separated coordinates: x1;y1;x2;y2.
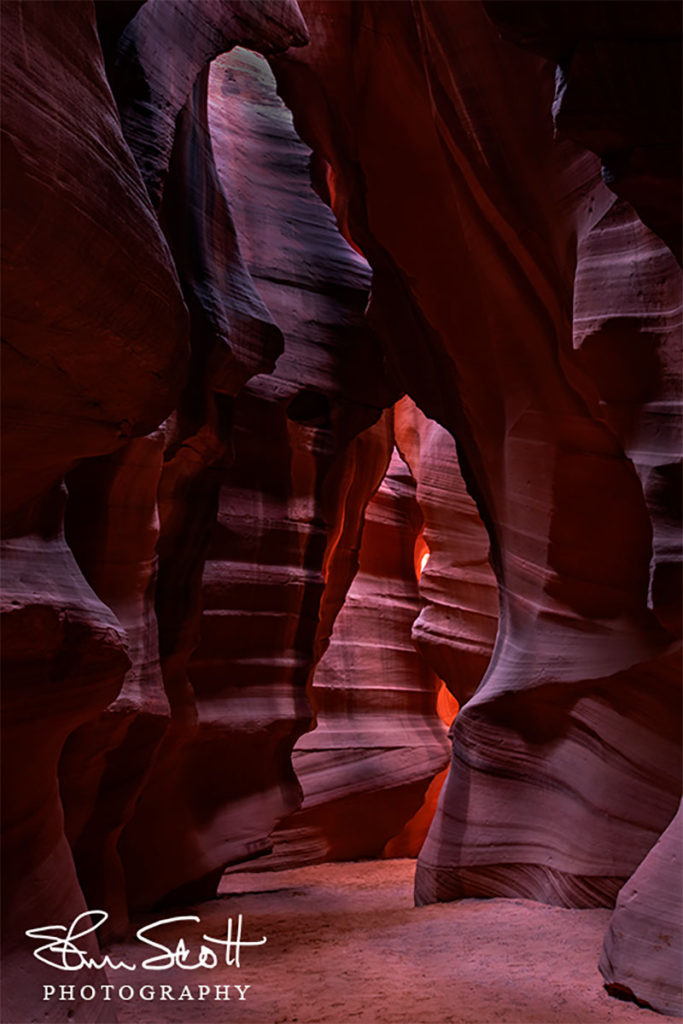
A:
106;859;664;1024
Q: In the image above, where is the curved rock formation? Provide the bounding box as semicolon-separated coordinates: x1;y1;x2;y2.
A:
2;0;189;530
1;3;319;1020
117;46;395;910
573;200;682;640
2;508;129;1024
572;189;683;1021
51;0;313;940
600;801;683;1016
109;0;308;209
59;435;169;940
267;441;450;865
269;0;682;1012
2;1;681;1020
249;395;489;870
484;1;682;263
394;396;498;707
1;2;186;1020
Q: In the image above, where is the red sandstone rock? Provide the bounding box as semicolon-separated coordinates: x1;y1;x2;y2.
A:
257;395;495;870
1;4;311;1020
1;496;128;1024
394;397;498;706
484;1;682;262
110;0;308;209
159;65;284;399
573;201;682;638
1;2;187;1019
571;198;683;1016
600;801;683;1016
270;1;682;1013
117;47;395;909
2;0;189;532
39;4;327;931
266;441;449;865
2;1;681;1020
58;436;169;940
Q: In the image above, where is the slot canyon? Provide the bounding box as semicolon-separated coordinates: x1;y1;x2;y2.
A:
1;2;681;1023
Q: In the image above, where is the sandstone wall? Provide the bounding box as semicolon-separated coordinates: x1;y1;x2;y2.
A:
270;1;682;1012
2;2;680;1019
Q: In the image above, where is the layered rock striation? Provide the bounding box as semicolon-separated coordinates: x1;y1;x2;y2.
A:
252;391;498;869
267;440;450;865
116;45;396;911
270;0;681;1013
484;1;682;263
394;397;499;708
4;1;393;1020
2;1;681;1021
2;2;186;1019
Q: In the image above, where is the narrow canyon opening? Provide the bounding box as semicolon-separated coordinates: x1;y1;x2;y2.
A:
199;48;489;875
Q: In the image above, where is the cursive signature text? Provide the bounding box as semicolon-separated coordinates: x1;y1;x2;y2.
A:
26;911;267;972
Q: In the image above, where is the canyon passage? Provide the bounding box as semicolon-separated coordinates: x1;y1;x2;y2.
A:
1;2;681;1023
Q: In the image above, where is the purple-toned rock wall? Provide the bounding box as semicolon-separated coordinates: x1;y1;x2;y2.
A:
2;1;680;1019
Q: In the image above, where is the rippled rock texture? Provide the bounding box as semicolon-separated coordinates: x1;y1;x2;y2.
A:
265;439;450;866
2;2;187;1019
2;0;681;1021
264;394;498;867
484;1;682;263
3;1;394;1020
117;46;396;910
270;0;681;1014
394;397;498;709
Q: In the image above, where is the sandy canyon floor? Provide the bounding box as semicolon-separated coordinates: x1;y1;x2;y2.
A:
108;859;663;1024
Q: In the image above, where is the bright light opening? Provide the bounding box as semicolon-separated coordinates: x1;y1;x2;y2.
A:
436;681;459;726
414;533;430;580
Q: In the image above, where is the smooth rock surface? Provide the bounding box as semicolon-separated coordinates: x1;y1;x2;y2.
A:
117;47;396;910
270;2;682;1012
2;0;189;531
484;1;682;262
266;444;450;865
110;0;308;208
394;396;499;707
600;802;682;1016
1;3;186;1020
2;2;681;1020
